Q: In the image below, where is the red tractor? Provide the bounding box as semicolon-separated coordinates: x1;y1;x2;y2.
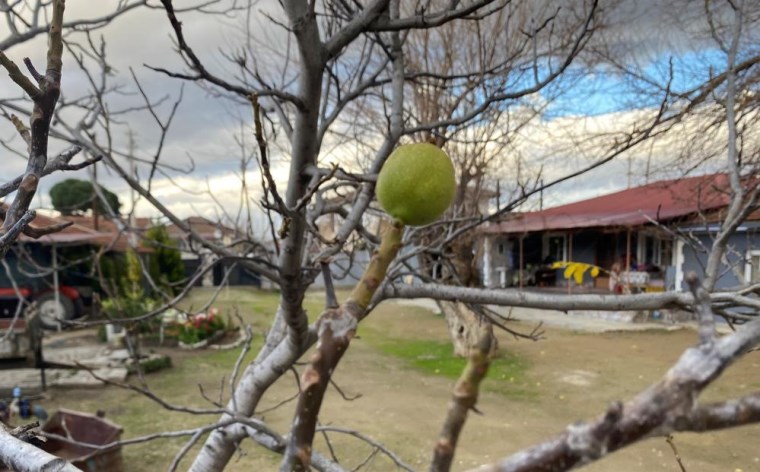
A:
0;285;92;330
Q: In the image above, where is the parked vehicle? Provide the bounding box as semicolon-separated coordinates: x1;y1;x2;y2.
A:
0;285;93;329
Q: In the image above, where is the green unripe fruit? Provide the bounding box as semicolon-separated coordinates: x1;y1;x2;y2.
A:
376;143;456;226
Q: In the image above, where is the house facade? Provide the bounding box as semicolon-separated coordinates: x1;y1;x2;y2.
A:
61;214;262;288
0;210;149;325
481;174;759;292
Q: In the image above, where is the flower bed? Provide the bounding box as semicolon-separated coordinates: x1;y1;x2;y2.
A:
177;309;226;350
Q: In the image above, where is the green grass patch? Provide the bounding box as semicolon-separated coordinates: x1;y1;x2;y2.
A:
375;337;471;378
364;330;533;399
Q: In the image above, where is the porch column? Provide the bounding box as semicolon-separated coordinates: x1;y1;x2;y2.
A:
567;233;573;294
674;239;685;291
625;229;632;293
518;235;524;289
483;236;492;288
52;244;61;332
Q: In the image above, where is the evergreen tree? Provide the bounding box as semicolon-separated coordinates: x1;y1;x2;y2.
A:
145;224;185;295
49;179;121;215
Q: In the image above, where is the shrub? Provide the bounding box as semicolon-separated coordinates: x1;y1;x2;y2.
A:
144;225;185;295
127;355;173;374
101;293;159;334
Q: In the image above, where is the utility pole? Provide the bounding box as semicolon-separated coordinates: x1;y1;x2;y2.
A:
539;178;544;211
91;162;99;230
127;129;138;248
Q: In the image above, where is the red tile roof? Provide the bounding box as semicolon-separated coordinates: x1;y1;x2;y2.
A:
1;210;103;245
167;216;240;241
53;215;152;252
64;215;152;233
1;209;151;252
484;173;747;234
50;214;241;250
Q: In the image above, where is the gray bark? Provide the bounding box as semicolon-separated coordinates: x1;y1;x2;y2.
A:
0;426;79;472
439;301;498;357
468;313;760;472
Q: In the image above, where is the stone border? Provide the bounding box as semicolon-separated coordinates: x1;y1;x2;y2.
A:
178;328;247;351
209;327;248;350
178;329;226;350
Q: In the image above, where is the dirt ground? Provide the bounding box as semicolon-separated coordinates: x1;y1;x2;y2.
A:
39;289;760;471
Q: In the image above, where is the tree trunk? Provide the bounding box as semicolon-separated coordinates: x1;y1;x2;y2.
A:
438;301;498;357
0;425;79;472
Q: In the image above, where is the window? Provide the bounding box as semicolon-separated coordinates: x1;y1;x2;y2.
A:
643;235;661;266
638;233;671;268
543;234;566;263
745;250;760;284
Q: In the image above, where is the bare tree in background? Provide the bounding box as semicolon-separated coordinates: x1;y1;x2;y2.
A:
400;1;597;356
1;0;760;471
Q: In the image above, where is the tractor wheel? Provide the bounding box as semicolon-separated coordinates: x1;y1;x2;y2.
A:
36;293;75;330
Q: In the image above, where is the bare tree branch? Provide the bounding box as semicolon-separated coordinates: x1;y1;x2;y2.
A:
0;422;78;472
469;283;760;472
431;334;492;472
0;0;64;258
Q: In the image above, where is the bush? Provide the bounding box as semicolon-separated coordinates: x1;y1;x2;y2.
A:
144;225;185;295
100;293;159;334
100;247;158;334
127;355;172;374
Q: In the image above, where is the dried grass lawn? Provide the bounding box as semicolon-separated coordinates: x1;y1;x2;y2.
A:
43;287;760;471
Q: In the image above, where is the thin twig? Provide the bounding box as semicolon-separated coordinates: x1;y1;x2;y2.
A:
322;260;339;309
665;435;688;472
319;424;341;465
315;426;416;472
167;429;204;472
0;51;42;99
229;319;254;412
329;378;362;402
250;94;288;214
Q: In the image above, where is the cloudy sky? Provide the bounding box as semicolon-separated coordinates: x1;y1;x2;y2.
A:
0;0;753;230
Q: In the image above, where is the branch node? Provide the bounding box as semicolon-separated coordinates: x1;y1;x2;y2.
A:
686;272;717;344
321;260;339;309
23;57;44;82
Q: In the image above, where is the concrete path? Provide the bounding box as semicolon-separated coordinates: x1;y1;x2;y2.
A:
393;298;702;334
0;367;128;395
489;306;686;333
1;329;149;395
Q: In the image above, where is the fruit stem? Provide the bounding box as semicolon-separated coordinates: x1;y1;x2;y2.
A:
347;219;404;313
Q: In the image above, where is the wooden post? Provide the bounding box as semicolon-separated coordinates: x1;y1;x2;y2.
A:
567;233;573;294
92;162;99;230
626;229;632;293
52;244;61;332
483;236;492;287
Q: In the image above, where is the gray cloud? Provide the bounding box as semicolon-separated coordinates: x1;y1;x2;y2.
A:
2;0;753;224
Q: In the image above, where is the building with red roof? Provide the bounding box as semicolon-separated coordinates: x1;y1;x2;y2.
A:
480;173;759;292
0;209;152;327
